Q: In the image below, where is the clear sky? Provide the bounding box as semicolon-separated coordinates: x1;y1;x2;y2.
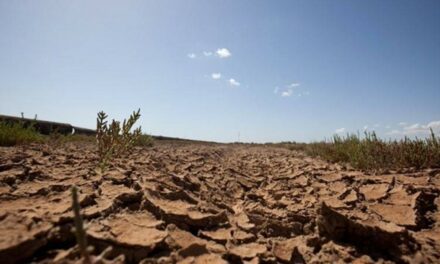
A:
1;0;439;143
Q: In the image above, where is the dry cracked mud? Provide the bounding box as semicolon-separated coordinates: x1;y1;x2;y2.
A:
1;141;440;263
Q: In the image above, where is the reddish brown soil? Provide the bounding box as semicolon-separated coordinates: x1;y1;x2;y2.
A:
1;142;440;263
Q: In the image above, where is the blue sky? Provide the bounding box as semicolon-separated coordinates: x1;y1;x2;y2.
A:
1;0;439;143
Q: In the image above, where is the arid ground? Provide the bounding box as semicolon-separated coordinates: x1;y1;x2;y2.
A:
1;141;439;263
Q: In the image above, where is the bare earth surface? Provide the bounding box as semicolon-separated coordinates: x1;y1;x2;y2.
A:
1;142;440;263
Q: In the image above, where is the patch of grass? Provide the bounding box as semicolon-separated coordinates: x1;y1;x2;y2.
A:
288;130;440;170
0;121;46;146
134;133;154;147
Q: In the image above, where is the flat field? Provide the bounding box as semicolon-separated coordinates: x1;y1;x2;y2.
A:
0;141;439;263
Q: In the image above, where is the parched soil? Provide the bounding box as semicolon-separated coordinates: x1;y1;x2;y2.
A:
1;142;440;263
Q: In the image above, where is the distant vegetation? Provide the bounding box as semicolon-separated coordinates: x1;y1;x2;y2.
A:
287;130;440;170
135;133;154;147
0;122;45;146
0;121;98;146
0;112;153;149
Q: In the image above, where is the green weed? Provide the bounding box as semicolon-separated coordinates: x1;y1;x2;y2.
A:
96;109;142;170
71;186;92;264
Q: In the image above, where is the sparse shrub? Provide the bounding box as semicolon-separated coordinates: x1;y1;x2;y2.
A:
288;130;440;171
0;121;46;146
96;109;142;169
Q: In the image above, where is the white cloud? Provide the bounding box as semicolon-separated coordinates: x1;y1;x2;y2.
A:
229;78;240;86
335;128;346;134
187;53;196;59
404;123;420;130
273;82;307;98
398;122;407;126
281;89;293;97
374;123;380;128
203;51;213;56
216;48;231;58
385;125;391;129
363;125;368;131
211;73;221;79
427;121;440;130
386;120;440;136
288;83;300;88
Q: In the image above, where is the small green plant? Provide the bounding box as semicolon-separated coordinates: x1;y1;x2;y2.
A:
71;186;92;264
96;109;142;169
0;121;46;146
71;186;125;263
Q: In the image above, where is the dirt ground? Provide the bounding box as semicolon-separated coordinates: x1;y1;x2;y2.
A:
0;141;439;263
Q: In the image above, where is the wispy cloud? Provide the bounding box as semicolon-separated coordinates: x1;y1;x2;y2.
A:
211;73;221;80
428;121;440;130
405;123;421;130
216;48;231;58
335;128;346;134
386;120;440;136
275;82;305;97
363;125;368;131
281;89;293;97
228;78;240;86
189;49;230;58
288;83;300;88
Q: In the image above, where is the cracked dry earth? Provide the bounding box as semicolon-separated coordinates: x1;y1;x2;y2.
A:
1;142;440;264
